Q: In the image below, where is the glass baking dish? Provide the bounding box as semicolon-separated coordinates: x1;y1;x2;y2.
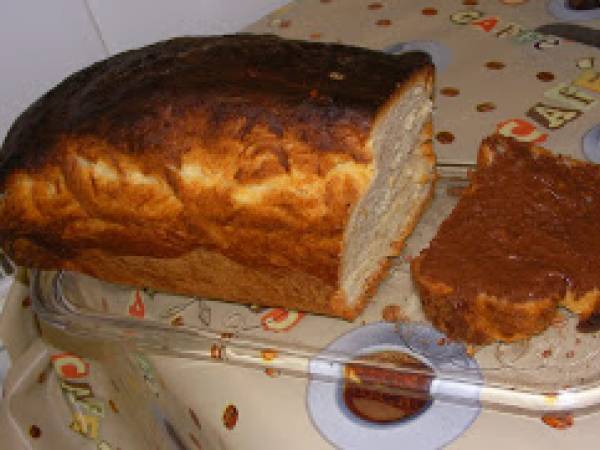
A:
30;172;600;417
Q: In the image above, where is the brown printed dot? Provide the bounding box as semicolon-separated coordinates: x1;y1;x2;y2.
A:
368;2;383;9
566;350;575;358
440;87;460;97
171;316;184;327
421;7;438;15
37;370;48;384
29;425;41;438
223;404;239;430
536;71;555;82
320;0;332;3
436;131;455;144
542;349;552;358
463;0;479;4
210;344;223;360
485;61;505;70
309;32;322;39
376;19;392;26
189;433;203;450
189;408;202;430
476;102;496;112
381;304;405;322
109;399;119;413
22;296;31;308
220;332;234;339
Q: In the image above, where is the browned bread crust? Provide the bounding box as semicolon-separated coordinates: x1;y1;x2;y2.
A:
0;34;434;318
412;135;600;344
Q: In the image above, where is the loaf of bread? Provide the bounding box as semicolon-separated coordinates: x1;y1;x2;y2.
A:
0;34;435;319
412;135;600;344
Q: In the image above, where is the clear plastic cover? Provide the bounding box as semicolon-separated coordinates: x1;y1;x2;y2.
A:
31;175;600;416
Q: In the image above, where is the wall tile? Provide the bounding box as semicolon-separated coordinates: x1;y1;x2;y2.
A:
0;0;107;142
86;0;291;54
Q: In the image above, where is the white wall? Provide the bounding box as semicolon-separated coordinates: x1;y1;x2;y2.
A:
0;0;290;142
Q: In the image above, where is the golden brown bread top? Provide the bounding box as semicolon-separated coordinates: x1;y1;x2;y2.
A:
1;34;431;177
0;34;432;287
415;135;600;304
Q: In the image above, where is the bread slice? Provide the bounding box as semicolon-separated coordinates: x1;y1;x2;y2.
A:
0;34;436;319
412;135;600;344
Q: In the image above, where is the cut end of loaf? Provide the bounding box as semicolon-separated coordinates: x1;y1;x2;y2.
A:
339;80;436;318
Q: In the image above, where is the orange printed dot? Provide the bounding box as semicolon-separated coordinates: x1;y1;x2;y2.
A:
223;404;239;430
265;367;281;377
485;61;505;70
368;2;383;9
436;131;455;144
261;349;278;361
542;413;574;430
376;19;392;26
440;87;460;97
220;332;234;339
421;7;438;15
265;367;281;378
309;33;322;39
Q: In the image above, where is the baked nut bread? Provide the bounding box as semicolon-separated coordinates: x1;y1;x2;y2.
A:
412;135;600;344
0;34;436;319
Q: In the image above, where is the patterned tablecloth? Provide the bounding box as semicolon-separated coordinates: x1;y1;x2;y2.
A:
0;1;599;449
